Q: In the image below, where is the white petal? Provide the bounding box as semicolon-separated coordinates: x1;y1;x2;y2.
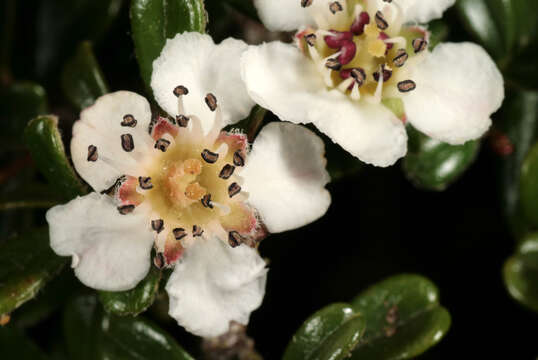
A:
241;42;407;167
46;193;154;291
151;32;255;135
241;122;331;233
71;91;155;192
402;42;504;145
395;0;455;23
253;0;315;31
166;237;267;338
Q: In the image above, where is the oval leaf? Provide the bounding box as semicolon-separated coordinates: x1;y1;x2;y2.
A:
350;274;451;360
503;233;538;312
61;41;109;110
0;228;67;316
283;303;366;360
24;115;87;199
520;141;538;227
403;126;480;191
131;0;207;90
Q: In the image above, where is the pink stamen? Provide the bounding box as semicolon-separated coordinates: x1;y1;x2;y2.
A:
338;40;357;65
351;11;370;35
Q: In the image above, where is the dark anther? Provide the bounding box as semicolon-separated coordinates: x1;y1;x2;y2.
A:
173;228;187;241
154;252;165;269
101;176;126;196
205;93;218;112
173;85;189;97
325;58;342;71
87;145;98;162
373;65;393;82
350;68;367;87
155;138;171;152
375;11;389;30
176;114;190;127
138;176;153;190
301;0;313;7
201;194;213;208
192;225;204;237
412;38;427;53
393;49;408;67
351;11;370;35
305;33;317;47
228;231;243;248
233;150;245;167
329;1;343;14
121;114;137;127
118;205;135;215
219;164;235;179
151;219;164;233
121;134;134;152
201;149;219;163
383;0;392;2
397;80;417;93
228;182;241;198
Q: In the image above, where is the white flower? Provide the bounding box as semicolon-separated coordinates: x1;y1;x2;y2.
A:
46;32;331;338
242;0;505;167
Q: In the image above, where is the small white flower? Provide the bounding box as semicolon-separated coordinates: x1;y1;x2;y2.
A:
242;0;505;167
46;32;331;338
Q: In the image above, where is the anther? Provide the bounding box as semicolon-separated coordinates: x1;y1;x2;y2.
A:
154;138;171;152
325;58;342;71
329;1;343;14
228;231;243;248
305;33;317;47
233;150;245;167
151;219;164;233
118;205;135;215
201;149;219;163
173;85;189;97
301;0;312;7
154;252;165;269
121;134;134;152
205;93;218;112
412;38;427;53
338;41;356;66
324;31;353;49
373;65;393;82
350;68;367;87
351;11;370;35
138;176;153;190
201;194;213;208
87;145;98;162
121;114;137;127
173;228;187;241
397;80;417;92
176;115;190;127
228;182;241;198
192;225;204;237
393;49;408;67
375;11;389;30
219;164;235;179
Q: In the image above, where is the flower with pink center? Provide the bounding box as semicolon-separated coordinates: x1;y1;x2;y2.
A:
243;0;505;167
46;32;331;338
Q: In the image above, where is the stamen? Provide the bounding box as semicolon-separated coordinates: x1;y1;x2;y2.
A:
101;175;126;196
305;33;317;47
155;138;171;152
154;252;165;269
393;49;408;67
121;114;137;127
373;65;393;82
228;182;241;198
325;58;342;71
121;134;134;152
228;231;243;248
192;225;204;237
329;1;343;14
138;176;153;190
209;201;231;215
176;115;190;127
152;219;164;233
201;149;219;163
378;32;393;52
118;205;135;215
338;41;357;65
201;194;213;208
173;85;189;97
350;67;367;87
87;145;98;162
205;93;218;112
375;11;389;30
397;80;417;92
173;228;187;241
324;31;353;49
233;150;245;167
337;77;354;92
412;38;427;53
301;0;312;7
351;11;370;35
219;164;235;179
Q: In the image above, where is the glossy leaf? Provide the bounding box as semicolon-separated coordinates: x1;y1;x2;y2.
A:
403;126;480;191
0;326;50;360
283;303;365;360
131;0;207;90
24;115;87;199
350;274;451;360
0;229;67;316
99;266;162;316
64;295;195;360
503;233;538;312
520;141;538;227
61;41;109;110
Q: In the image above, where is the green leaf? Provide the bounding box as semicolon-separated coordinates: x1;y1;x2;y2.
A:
99;266;162;316
0;182;64;211
131;0;207;90
64;295;195;360
283;303;366;360
427;20;449;49
403;126;481;191
0;228;67;316
24;115;87;200
61;41;109;110
350;274;451;360
0;82;48;152
520;141;538;228
503;233;538;312
0;326;50;360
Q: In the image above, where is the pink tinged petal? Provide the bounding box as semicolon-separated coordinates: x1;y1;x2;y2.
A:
241;122;331;233
240;42;407;167
166;237;267;338
71;91;155;193
46;193;154;291
150;116;179;141
150;32;255;135
402;42;504;145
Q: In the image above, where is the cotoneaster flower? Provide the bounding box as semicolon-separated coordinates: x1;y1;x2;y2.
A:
46;32;331;337
242;0;505;166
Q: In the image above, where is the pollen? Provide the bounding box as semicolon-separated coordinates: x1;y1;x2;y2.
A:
183;158;202;175
368;39;387;58
185;182;206;200
364;23;379;38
